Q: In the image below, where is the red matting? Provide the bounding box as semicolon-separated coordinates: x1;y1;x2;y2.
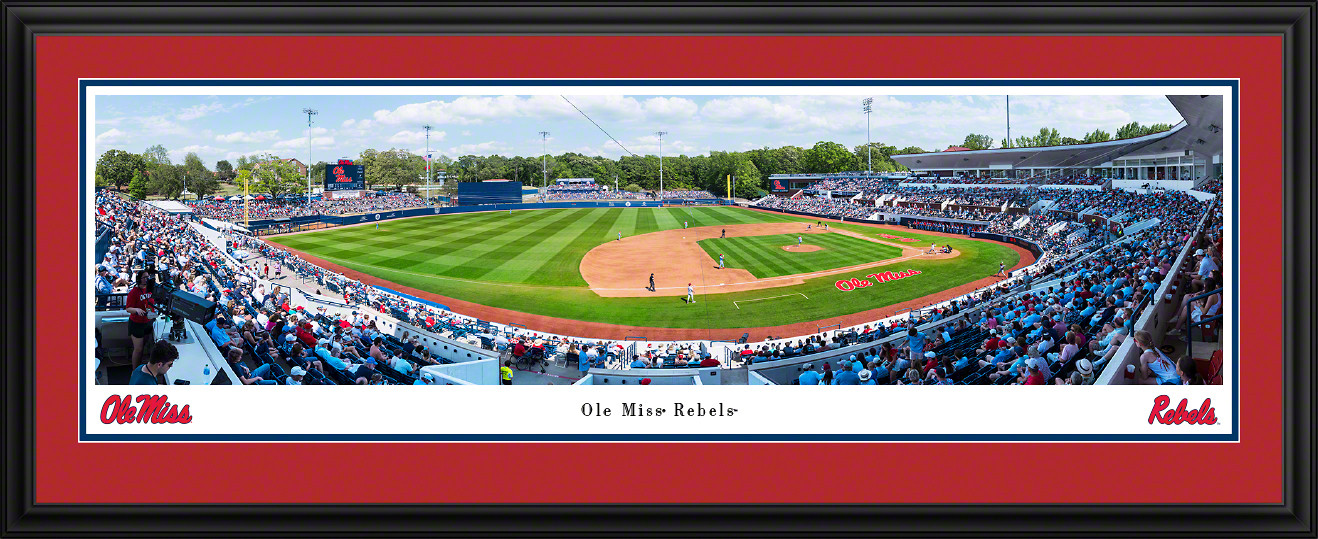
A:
36;36;1282;504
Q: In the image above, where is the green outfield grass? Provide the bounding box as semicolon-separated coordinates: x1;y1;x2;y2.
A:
697;233;905;279
268;207;1021;329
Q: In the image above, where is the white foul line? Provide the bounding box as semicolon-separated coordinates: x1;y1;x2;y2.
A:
733;292;809;309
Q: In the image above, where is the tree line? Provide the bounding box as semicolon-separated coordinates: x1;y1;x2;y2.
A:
94;119;1178;200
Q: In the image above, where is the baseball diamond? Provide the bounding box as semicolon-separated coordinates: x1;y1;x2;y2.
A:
268;206;1024;333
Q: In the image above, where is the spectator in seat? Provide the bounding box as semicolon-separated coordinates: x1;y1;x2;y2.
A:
349;357;376;385
832;363;860;385
130;340;177;385
699;354;721;368
1021;359;1046;385
858;369;875;385
285;366;306;385
228;347;276;385
1135;330;1180;385
1177;356;1202;385
798;363;821;385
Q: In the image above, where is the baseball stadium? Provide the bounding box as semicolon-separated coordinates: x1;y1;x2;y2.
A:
90;92;1226;389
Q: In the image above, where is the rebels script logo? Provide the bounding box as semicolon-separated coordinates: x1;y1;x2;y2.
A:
100;394;193;425
1148;395;1217;425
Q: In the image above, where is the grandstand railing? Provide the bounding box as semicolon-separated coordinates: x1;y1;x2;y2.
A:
1096;200;1218;385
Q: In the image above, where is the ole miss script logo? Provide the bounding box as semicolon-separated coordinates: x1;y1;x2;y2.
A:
100;394;193;424
1148;395;1217;425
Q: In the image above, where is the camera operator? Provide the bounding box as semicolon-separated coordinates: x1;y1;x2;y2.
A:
125;270;159;369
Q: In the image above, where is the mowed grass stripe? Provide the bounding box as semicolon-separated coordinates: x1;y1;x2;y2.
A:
523;208;626;285
634;208;659;235
466;208;609;283
612;208;640;238
302;211;540;263
440;209;597;281
325;211;510;246
652;208;682;230
378;210;560;269
725;236;796;278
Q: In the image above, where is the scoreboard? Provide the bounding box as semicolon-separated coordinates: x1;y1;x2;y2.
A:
325;164;366;191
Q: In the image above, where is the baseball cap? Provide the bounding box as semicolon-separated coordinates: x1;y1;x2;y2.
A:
1026;357;1041;369
802;363;813;370
365;357;377;365
1005;336;1017;343
1076;359;1094;375
290;366;306;377
1195;248;1205;255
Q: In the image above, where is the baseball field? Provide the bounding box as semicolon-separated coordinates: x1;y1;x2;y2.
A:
268;206;1025;334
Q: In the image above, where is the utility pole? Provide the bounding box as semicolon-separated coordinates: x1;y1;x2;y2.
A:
302;108;317;205
862;97;873;174
423;124;432;204
655;131;667;194
538;131;550;189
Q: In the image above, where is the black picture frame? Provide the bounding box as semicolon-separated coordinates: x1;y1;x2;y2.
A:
2;2;1312;536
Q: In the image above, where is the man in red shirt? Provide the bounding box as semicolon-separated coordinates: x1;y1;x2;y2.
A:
124;271;157;369
1021;358;1045;385
699;354;721;368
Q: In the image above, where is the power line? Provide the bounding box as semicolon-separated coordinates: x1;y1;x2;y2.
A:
560;95;638;157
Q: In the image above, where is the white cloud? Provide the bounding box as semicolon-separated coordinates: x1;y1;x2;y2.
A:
274;135;335;149
447;141;509;155
388;129;447;146
167;144;224;162
216;130;280;144
176;102;226;121
96;128;128;145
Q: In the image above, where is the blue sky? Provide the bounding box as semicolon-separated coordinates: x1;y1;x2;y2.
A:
94;94;1184;168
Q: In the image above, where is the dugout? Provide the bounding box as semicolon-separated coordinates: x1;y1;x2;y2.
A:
457;181;524;206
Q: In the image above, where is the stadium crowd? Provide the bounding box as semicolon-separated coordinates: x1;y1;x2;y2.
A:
656;190;716;199
753;195;877;220
187;193;428;221
544;187;648;201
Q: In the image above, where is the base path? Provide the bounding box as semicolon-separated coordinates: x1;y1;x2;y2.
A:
269;210;1032;342
581;222;955;298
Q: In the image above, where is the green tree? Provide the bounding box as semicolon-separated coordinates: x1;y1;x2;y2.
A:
147;164;185;199
127;169;150;199
802;141;859;173
214;160;236;182
893;146;927;155
623;183;642;192
250;154;303;198
1145;123;1174;135
96;149;147;191
961;133;995;150
1082;129;1112;144
183;152;217;199
94;173;111;189
1060;137;1082;146
1115;121;1144;140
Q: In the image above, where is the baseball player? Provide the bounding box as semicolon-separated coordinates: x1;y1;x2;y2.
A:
718;254;724;269
824;224;828;230
721;229;725;238
684;221;688;229
798;236;802;246
618;231;621;241
997;261;1006;277
649;273;655;292
686;283;695;303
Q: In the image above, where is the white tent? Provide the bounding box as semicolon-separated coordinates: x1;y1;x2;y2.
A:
228;196;242;201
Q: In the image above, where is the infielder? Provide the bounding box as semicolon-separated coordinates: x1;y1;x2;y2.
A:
684;221;688;229
618;231;621;241
718;254;724;269
798;236;802;246
686;283;695;303
721;229;725;238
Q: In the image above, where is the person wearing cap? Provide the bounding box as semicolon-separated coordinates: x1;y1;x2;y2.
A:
1020;359;1045;385
639;378;652;386
414;372;435;385
348;356;376;385
798;363;822;386
699;354;720;368
831;363;860;385
1196;247;1218;278
285;366;307;385
857;369;875;385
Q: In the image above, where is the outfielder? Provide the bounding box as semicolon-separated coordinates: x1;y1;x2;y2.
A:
686;283;695;303
997;260;1006;277
684;221;688;229
721;229;725;238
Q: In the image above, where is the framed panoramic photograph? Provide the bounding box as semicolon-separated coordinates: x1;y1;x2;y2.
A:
3;2;1312;537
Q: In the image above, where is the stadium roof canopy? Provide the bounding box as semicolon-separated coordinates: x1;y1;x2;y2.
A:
892;95;1223;171
146;200;193;214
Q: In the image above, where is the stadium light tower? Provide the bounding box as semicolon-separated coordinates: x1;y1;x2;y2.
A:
655;131;667;194
303;108;318;205
538;131;550;189
423;124;432;204
862;97;874;174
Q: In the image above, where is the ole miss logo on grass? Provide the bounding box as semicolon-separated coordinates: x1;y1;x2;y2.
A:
100;394;193;425
1148;396;1217;425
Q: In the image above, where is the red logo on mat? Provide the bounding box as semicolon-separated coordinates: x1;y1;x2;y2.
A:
99;394;193;425
1148;396;1217;425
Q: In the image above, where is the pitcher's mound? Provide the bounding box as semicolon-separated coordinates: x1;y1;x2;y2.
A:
782;244;823;252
